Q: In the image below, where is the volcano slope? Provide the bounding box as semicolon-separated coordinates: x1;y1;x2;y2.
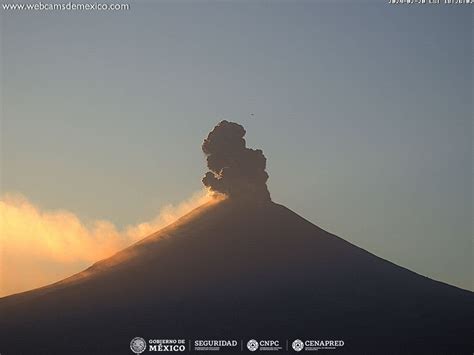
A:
1;120;472;354
0;198;472;354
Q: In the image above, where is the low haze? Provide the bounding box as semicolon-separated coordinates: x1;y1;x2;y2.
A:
0;190;211;296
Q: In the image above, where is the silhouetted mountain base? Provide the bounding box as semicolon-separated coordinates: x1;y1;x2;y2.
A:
0;200;472;354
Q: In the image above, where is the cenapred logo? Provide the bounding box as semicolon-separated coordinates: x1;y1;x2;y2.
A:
130;337;147;354
247;339;259;351
292;339;304;352
292;339;344;352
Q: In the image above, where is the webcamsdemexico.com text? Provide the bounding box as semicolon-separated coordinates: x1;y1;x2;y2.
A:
2;2;130;11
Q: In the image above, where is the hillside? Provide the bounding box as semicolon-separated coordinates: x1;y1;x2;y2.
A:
0;198;472;354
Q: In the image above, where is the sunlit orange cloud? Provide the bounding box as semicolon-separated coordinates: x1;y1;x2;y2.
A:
0;190;213;297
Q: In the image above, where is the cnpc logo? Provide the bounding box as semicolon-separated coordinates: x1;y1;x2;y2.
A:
247;339;281;351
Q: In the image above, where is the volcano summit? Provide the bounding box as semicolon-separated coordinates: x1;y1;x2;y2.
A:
0;121;472;354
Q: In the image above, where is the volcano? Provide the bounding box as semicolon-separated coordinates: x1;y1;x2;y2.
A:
0;121;472;355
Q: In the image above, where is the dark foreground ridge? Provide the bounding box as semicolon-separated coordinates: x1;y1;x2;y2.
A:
0;199;472;354
0;121;472;354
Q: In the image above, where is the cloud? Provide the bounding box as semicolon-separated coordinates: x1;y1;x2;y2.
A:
202;120;271;201
0;190;213;297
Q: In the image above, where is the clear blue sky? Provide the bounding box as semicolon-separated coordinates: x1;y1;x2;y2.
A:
1;1;472;290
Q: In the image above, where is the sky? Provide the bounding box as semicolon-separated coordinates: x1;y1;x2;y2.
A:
0;1;472;294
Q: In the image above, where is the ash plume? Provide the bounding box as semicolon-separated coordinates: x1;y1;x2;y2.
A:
202;120;271;201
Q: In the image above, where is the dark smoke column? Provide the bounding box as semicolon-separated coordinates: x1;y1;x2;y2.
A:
202;120;271;202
